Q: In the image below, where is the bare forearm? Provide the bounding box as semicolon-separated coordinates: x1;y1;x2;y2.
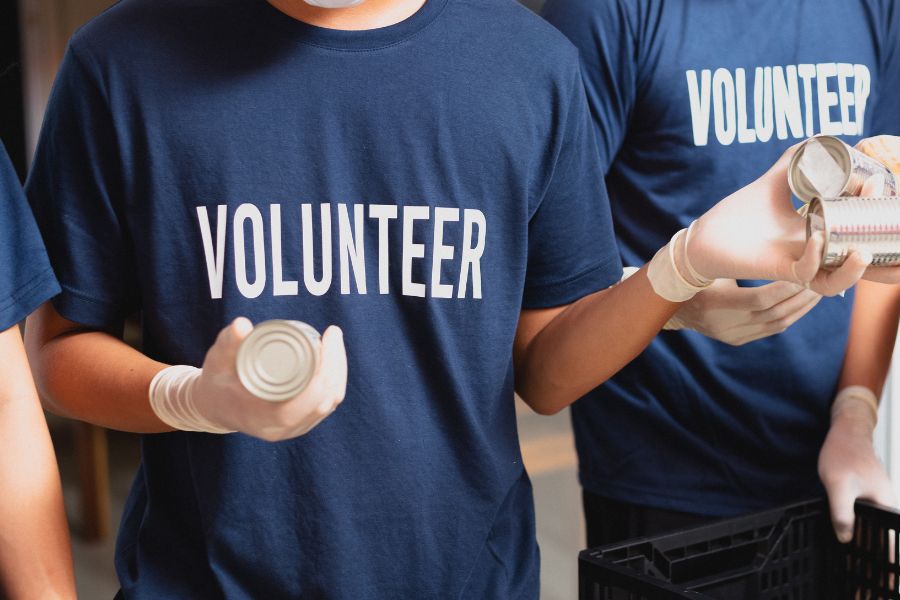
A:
838;280;900;397
515;266;678;414
25;303;171;433
0;327;75;599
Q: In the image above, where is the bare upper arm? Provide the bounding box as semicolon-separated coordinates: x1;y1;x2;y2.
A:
513;305;570;373
24;302;113;356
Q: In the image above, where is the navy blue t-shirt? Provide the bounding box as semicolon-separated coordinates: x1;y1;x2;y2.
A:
26;0;622;597
0;142;58;332
543;0;900;516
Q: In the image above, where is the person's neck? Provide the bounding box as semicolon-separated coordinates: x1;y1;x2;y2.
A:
267;0;427;30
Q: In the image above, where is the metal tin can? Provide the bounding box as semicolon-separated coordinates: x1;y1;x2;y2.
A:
788;135;898;203
807;196;900;267
236;320;321;402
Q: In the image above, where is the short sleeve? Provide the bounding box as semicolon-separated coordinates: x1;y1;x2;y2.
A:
522;59;623;309
870;0;900;135
0;143;60;331
542;0;638;171
26;44;138;329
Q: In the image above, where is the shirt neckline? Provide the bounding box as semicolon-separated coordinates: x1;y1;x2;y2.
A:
253;0;449;51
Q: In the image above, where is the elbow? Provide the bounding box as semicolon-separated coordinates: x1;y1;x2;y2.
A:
516;387;570;416
531;400;566;416
36;392;69;420
22;330;66;419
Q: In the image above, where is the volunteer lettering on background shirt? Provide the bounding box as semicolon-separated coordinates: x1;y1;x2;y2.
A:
25;0;622;596
542;0;900;519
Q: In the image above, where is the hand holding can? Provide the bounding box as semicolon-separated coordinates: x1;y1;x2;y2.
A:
788;135;898;203
237;320;322;402
149;318;347;441
686;145;872;296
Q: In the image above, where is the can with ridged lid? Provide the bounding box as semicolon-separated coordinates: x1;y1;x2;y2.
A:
236;320;321;402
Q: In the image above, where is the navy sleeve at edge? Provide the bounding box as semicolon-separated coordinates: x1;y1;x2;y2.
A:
0;142;60;331
25;44;138;330
523;57;622;309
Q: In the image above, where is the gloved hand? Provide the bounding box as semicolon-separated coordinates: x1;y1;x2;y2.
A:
685;145;873;296
856;135;900;176
818;386;896;543
665;279;821;345
149;318;348;441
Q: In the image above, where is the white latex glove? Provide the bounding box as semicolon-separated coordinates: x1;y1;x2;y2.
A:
687;145;873;296
819;386;896;543
150;318;348;442
666;279;821;345
856;135;900;176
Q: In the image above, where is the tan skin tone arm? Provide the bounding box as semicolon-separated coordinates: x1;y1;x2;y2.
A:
515;265;679;415
25;303;170;433
27;266;677;429
838;279;900;398
0;325;76;599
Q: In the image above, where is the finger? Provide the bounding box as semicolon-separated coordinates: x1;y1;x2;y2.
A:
826;478;858;544
748;288;820;324
756;293;822;333
207;317;254;369
726;294;821;345
788;231;825;284
736;281;810;314
736;280;808;311
320;326;348;397
862;265;900;284
860;173;886;197
320;326;346;371
856;135;900;176
809;250;873;296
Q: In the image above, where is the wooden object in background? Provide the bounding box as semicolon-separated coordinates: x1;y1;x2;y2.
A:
74;422;110;541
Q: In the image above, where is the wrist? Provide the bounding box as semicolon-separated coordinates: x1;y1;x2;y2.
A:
149;365;235;434
678;222;714;286
647;227;714;302
831;385;878;435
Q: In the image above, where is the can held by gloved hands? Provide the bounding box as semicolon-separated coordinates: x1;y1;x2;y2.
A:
807;196;900;267
789;135;898;203
236;320;322;402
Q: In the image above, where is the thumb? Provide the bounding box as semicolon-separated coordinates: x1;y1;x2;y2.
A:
788;231;825;284
206;317;254;370
808;249;873;296
320;326;348;394
222;317;254;347
827;477;859;544
860;173;886;197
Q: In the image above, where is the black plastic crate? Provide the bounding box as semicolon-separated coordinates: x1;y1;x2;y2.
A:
579;498;900;599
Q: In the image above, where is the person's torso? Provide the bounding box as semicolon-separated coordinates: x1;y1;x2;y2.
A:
70;0;593;596
554;0;898;514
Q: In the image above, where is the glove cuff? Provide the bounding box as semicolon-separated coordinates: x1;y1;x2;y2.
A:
149;365;236;434
832;385;879;430
647;228;714;302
